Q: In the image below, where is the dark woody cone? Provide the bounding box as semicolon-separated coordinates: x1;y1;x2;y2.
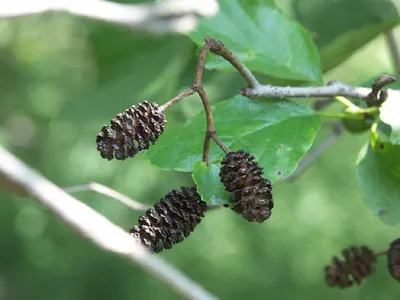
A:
387;238;400;281
96;101;167;160
219;149;273;223
324;246;376;288
130;187;207;253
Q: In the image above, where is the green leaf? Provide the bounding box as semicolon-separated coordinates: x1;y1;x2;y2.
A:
356;143;400;225
361;76;400;145
188;0;322;84
292;0;400;71
192;162;230;205
149;95;321;182
379;89;400;145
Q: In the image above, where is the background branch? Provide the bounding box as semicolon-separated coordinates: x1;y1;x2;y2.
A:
0;0;219;34
279;123;345;182
0;146;218;300
64;182;150;211
385;30;400;75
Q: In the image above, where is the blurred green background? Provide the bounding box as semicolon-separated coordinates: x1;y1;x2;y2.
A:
1;2;400;300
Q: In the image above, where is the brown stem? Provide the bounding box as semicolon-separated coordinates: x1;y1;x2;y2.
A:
210;133;230;154
194;42;213;86
204;36;260;88
159;88;195;113
193;85;215;163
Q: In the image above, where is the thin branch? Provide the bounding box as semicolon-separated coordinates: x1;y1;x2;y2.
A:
210;133;230;154
192;38;219;163
365;74;396;107
279;123;345;182
385;30;400;75
205;36;260;88
241;82;372;100
159;88;195;113
195;85;215;163
64;182;150;211
0;0;219;34
0;146;218;300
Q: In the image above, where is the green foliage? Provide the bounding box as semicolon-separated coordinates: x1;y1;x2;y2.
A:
292;0;400;71
356;144;400;225
379;89;400;144
60;27;193;124
192;162;230;205
149;95;321;179
189;0;323;83
4;1;400;299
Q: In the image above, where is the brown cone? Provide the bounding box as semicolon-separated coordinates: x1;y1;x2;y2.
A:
324;246;376;288
130;187;207;253
96;101;166;160
387;238;400;281
219;149;273;223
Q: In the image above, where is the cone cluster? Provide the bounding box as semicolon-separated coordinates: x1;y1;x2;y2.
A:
130;187;207;253
387;238;400;281
96;101;167;160
324;246;376;288
219;149;273;223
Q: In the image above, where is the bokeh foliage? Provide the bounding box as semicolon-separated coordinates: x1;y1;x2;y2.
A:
1;0;400;299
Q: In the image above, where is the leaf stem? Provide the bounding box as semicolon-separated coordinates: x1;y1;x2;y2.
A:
317;112;359;119
334;96;358;109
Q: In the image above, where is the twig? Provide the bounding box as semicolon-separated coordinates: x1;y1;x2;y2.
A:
205;36;260;88
279;123;345;182
385;31;400;75
192;39;218;163
0;146;218;300
0;0;219;34
364;74;396;107
210;133;230;154
159;88;195;113
195;85;215;163
64;182;150;211
241;82;372;100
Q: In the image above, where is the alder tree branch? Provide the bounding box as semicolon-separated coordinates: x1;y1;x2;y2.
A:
241;82;373;100
0;0;219;34
0;146;218;300
385;30;400;75
64;182;150;211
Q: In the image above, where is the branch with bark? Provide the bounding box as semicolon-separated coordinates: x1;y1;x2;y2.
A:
0;146;218;300
0;0;219;34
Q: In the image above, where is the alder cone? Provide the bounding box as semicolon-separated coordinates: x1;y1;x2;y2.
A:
219;149;273;223
324;246;376;288
130;187;207;253
96;101;167;160
387;238;400;281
